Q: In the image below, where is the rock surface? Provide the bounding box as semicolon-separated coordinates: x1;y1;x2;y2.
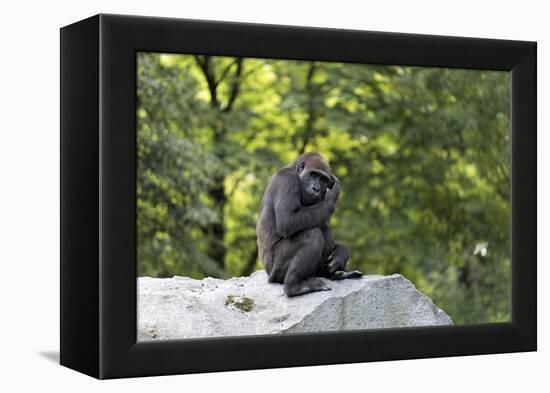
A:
138;271;453;340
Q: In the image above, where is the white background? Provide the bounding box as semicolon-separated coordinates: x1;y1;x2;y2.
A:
0;0;546;391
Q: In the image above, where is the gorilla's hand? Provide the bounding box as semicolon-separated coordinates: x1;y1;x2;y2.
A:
328;175;340;193
324;244;348;274
325;176;340;211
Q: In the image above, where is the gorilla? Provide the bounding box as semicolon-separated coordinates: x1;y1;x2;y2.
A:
256;152;362;297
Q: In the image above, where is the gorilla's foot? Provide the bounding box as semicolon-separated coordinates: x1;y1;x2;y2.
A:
284;277;331;297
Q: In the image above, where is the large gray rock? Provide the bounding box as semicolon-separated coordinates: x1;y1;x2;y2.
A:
138;271;452;340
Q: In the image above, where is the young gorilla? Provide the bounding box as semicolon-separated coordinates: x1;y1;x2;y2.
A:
256;152;362;297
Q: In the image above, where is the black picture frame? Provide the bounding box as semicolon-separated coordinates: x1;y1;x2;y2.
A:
60;13;536;379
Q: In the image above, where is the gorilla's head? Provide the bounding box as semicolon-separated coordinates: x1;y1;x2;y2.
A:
292;152;336;206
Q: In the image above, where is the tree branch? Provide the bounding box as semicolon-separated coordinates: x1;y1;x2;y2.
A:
222;58;244;113
194;55;220;108
218;59;239;84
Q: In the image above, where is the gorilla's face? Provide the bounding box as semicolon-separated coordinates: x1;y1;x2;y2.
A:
298;164;335;206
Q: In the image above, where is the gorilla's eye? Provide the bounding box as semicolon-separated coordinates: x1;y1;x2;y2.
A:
311;171;329;186
297;162;305;174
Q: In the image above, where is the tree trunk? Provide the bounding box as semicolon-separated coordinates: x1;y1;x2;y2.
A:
208;181;227;270
208;126;228;270
194;55;244;273
299;62;317;154
242;243;259;276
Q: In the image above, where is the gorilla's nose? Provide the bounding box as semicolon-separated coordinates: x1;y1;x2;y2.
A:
312;185;320;193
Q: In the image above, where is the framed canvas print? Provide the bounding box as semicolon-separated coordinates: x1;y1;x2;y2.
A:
60;14;536;379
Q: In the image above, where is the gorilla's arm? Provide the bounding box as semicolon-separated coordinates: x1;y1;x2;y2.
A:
272;169;338;239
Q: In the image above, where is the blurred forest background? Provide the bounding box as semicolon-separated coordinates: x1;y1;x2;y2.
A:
137;52;510;325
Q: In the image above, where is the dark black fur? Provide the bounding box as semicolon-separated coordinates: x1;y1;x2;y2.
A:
256;152;362;297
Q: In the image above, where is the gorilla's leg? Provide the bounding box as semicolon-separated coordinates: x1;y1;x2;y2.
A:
322;244;362;280
283;228;331;297
316;226;363;280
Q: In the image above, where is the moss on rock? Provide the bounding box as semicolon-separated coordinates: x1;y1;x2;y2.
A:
224;294;255;312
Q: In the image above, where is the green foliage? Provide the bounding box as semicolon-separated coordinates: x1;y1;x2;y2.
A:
137;52;510;324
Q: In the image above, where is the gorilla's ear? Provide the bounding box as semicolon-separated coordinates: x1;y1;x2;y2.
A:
327;174;337;189
297;162;305;174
